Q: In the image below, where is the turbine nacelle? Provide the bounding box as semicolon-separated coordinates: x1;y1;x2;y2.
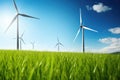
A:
80;26;83;28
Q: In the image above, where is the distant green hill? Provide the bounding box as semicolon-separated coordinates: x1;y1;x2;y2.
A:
112;52;120;54
0;50;120;80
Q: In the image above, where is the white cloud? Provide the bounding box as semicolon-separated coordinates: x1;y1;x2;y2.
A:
99;37;120;53
108;27;120;34
92;3;112;13
99;37;119;44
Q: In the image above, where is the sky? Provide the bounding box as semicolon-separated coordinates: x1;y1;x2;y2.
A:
0;0;120;53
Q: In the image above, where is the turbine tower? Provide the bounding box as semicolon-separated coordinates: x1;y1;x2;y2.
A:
31;42;35;50
19;32;25;50
73;8;98;53
55;37;64;51
5;0;39;50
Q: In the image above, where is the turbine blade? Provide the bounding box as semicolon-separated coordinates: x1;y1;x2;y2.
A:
83;26;98;32
55;43;59;47
80;8;82;26
57;37;59;43
13;0;18;12
21;38;25;44
21;31;25;38
73;28;81;42
5;15;17;32
19;13;39;19
59;43;64;47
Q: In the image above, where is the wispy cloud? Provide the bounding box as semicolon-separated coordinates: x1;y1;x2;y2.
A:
99;37;119;44
86;5;92;11
86;3;112;13
108;27;120;34
99;37;120;53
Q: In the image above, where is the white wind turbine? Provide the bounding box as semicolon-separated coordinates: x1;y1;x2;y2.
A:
5;0;39;50
55;37;64;51
73;9;98;53
31;42;35;50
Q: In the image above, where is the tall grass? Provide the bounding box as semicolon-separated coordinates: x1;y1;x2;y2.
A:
0;50;120;80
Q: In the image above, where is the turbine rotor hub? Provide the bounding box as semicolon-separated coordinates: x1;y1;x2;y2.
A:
80;26;83;28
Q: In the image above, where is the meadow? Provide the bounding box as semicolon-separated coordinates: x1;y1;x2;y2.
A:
0;50;120;80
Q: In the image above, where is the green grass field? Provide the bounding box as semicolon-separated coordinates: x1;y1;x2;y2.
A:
0;50;120;80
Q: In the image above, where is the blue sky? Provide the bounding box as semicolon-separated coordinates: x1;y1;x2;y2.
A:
0;0;120;52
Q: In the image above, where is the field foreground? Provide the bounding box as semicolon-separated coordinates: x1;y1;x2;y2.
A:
0;50;120;80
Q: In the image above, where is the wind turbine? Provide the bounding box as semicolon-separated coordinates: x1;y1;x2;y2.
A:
31;42;35;50
73;9;98;53
19;32;25;50
5;0;39;50
55;37;64;51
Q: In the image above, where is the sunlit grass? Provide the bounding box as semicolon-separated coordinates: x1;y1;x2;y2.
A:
0;50;120;80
